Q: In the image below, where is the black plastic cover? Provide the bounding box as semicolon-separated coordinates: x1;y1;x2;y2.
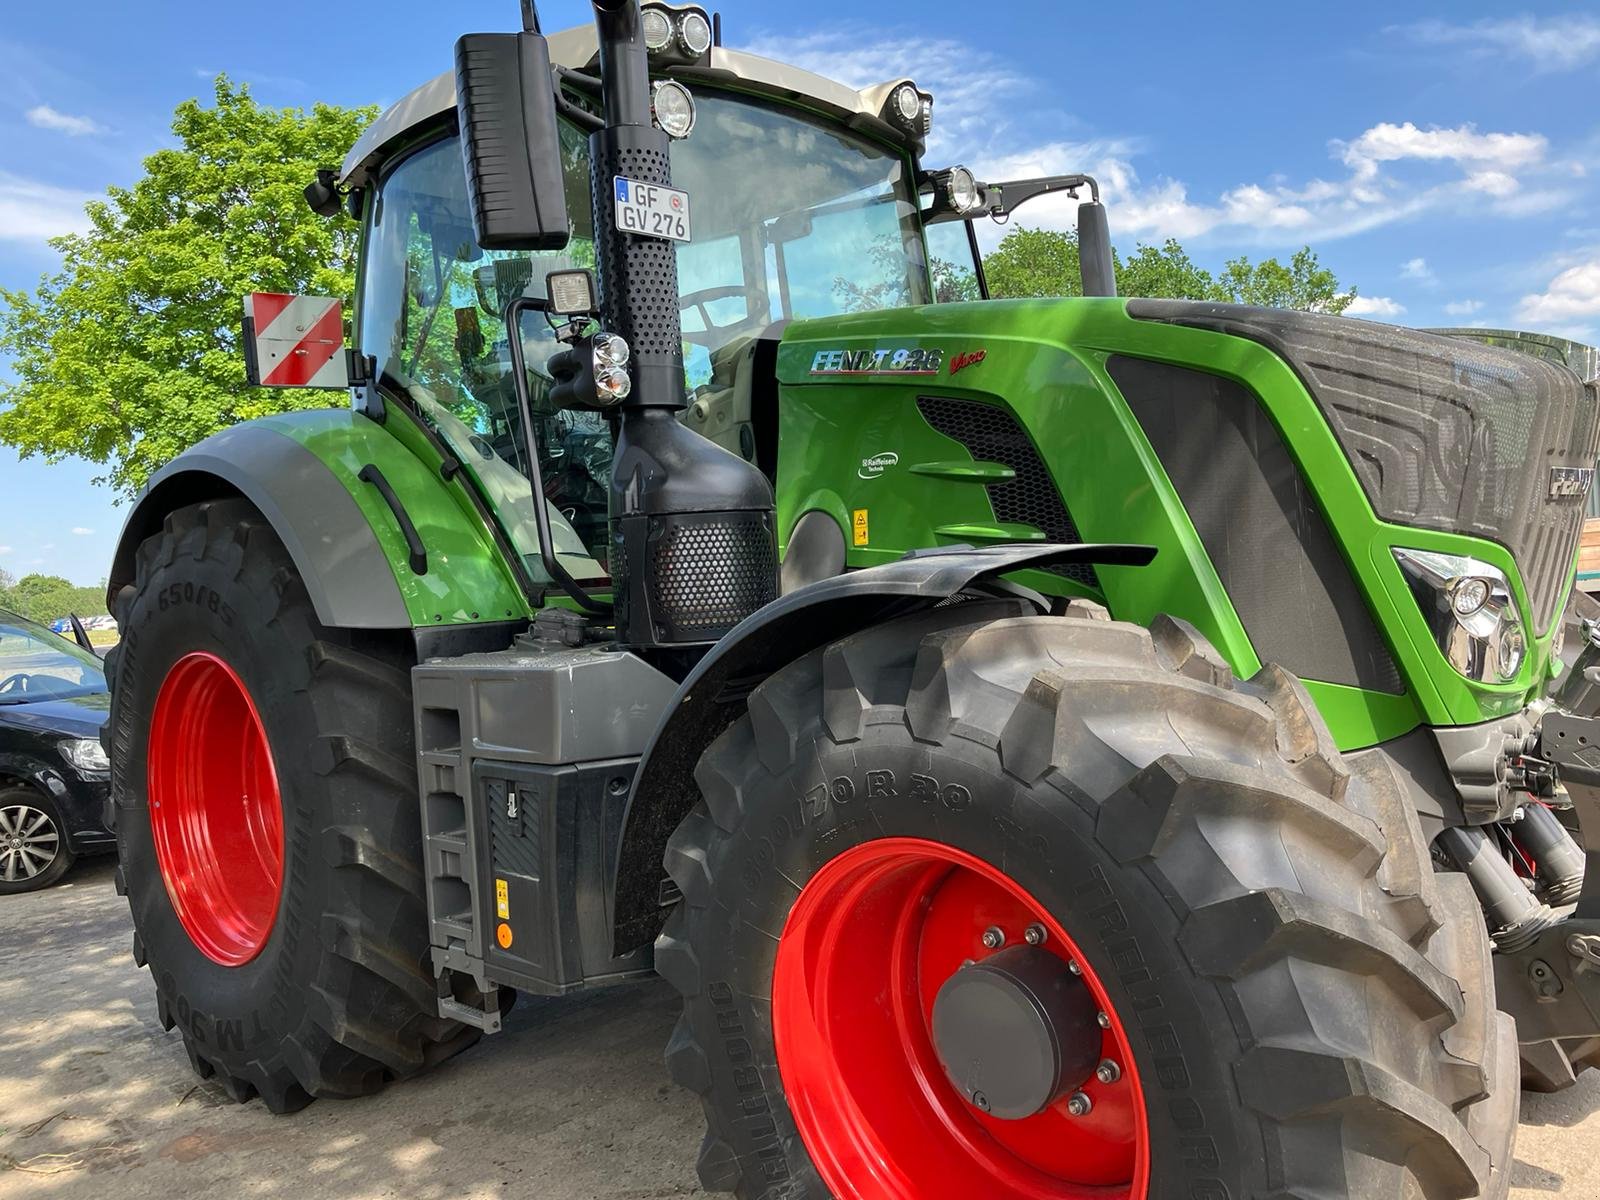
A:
454;32;571;251
1129;300;1600;634
1111;354;1404;693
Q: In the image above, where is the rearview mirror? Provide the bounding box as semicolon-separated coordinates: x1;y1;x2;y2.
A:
455;31;571;251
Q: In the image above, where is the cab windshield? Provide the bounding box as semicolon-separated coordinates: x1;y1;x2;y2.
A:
360;91;927;580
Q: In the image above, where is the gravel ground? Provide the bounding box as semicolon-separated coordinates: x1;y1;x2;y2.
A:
2;856;1598;1198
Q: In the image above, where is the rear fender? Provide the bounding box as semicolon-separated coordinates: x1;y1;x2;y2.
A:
609;542;1156;952
108;411;528;631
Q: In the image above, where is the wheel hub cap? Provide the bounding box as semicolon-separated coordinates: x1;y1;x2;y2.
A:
772;837;1149;1199
0;804;59;881
931;945;1102;1120
147;652;284;966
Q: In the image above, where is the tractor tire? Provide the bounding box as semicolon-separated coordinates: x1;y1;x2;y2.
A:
102;498;475;1113
660;605;1516;1199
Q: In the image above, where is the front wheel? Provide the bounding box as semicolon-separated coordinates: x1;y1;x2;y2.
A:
660;606;1516;1199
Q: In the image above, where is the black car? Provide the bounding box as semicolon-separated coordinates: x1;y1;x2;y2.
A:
0;608;114;892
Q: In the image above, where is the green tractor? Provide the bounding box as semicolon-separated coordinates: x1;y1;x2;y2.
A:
101;2;1600;1196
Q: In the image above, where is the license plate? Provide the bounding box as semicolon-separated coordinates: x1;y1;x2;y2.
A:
614;177;692;242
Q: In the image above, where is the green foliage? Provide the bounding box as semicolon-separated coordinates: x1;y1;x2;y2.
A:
982;226;1356;314
982;227;1084;301
0;78;378;497
1215;247;1354;314
0;574;106;623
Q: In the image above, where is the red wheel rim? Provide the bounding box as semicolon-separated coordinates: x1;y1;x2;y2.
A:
147;652;284;967
773;838;1149;1200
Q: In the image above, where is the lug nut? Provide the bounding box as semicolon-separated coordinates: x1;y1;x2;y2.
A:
1066;1091;1093;1117
1096;1058;1121;1084
1067;959;1081;975
1024;924;1047;946
971;1090;991;1112
1097;1011;1110;1029
981;926;1006;950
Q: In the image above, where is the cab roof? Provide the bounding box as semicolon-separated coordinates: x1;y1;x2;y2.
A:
339;23;921;188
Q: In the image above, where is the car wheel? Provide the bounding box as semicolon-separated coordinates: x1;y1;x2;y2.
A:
0;786;76;894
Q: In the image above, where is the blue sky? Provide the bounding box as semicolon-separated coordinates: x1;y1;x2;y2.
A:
3;1;1600;584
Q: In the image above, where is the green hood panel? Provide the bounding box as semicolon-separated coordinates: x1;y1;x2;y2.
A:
771;298;1567;746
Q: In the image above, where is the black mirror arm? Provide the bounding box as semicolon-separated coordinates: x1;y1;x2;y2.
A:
553;66;605;133
982;173;1099;220
504;295;611;616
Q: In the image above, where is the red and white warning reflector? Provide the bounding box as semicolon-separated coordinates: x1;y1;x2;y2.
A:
243;293;348;389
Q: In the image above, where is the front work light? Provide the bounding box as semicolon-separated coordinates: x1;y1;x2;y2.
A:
546;270;597;316
1394;548;1526;683
892;83;922;123
679;9;713;56
641;7;674;51
652;80;697;139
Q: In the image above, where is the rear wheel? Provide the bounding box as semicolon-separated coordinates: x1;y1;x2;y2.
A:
661;605;1516;1198
104;499;475;1111
0;786;74;894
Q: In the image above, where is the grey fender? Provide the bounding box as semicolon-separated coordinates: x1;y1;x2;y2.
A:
609;541;1156;952
107;419;411;629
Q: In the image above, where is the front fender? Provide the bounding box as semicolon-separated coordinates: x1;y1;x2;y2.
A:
610;542;1156;952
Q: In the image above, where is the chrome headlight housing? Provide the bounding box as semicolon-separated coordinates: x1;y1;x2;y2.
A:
1394;548;1526;683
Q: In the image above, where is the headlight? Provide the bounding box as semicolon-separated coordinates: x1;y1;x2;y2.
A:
60;737;110;773
1394;548;1526;683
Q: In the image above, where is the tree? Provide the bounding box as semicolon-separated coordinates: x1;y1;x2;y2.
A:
0;573;106;622
982;226;1084;300
1216;247;1354;314
0;78;377;497
981;226;1357;315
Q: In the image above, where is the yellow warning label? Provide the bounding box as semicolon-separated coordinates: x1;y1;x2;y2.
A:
852;508;869;547
495;878;510;920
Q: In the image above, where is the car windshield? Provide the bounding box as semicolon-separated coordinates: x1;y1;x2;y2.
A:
0;612;107;705
360;91;928;580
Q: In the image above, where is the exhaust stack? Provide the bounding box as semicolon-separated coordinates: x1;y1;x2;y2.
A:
587;0;777;653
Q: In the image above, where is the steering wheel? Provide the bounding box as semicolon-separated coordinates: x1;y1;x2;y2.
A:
679;285;755;345
0;673;35;696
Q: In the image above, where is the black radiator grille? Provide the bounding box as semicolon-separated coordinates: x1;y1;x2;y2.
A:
915;396;1099;589
1110;354;1405;694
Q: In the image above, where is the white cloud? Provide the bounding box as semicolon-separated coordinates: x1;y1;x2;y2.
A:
0;172;93;241
745;26;1575;251
1518;258;1600;324
25;104;104;137
1401;257;1433;281
1445;300;1484;316
741;28;1027;159
70;527;94;536
0;546;11;555
1398;15;1600;72
1346;296;1407;317
1338;122;1546;182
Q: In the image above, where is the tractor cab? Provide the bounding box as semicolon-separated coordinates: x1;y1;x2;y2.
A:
333;10;1104;597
